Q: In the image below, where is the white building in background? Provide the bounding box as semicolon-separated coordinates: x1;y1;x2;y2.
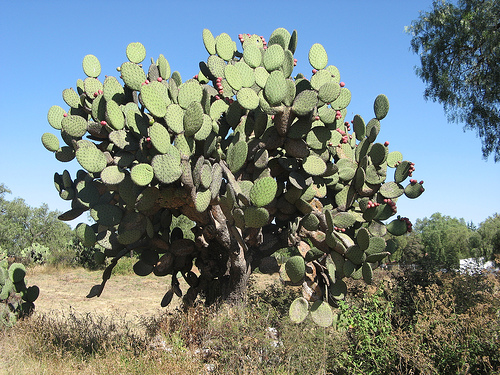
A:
459;257;498;274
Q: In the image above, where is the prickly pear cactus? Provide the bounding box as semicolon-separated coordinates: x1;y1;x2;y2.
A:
43;28;424;322
0;259;39;326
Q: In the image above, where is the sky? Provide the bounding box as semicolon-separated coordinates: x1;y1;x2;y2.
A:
0;0;498;228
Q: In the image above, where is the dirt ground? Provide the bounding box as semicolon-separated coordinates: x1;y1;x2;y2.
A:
26;265;278;325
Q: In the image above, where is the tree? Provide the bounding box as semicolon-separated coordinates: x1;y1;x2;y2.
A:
414;212;475;270
42;28;424;323
0;183;74;257
477;213;500;263
407;0;500;161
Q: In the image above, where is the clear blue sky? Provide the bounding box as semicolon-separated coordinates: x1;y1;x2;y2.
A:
0;1;498;228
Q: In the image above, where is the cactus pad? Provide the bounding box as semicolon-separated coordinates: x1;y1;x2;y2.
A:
289;297;309;324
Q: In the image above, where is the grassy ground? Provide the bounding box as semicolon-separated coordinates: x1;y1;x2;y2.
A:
1;263;499;374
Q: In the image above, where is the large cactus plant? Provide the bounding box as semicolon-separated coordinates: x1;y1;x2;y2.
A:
42;28;423;323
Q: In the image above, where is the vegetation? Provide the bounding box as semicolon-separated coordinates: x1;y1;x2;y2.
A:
407;0;500;161
1;266;498;374
390;212;500;271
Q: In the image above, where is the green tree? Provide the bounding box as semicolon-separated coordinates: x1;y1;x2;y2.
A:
0;183;74;257
414;212;474;270
390;231;424;265
407;0;500;161
477;213;500;263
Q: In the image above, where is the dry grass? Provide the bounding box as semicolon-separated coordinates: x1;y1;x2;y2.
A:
1;264;499;375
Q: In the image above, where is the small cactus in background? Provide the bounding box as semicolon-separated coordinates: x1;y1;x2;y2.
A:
43;28;424;324
0;259;39;326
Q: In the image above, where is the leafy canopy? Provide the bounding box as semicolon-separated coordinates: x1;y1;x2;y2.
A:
407;0;500;161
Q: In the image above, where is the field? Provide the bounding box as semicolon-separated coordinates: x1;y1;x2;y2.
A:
1;262;499;375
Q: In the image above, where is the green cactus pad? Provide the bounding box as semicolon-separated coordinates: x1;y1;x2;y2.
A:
8;263;26;283
61;115;87;138
289;297;309;324
165;104;185;133
301;213;320;231
310;300;333;327
151;148;182;185
369;143;388;165
41;133;60;152
157;54;171;79
254;66;269;88
101;165;125;185
243;44;262;68
120;62;146;91
394;160;411;183
374;94;389;120
62;88;82;109
352;114;365;140
82;54;101;78
306;127;331;150
149;122;171;154
195;189;212;212
362;262;373;284
404;181;424;199
227;140;248;173
215;33;235;61
200;163;213;189
264;70;287;106
126;42;146;63
387;151;403;168
302;155;326;176
183;102;204;137
331;88;351;110
249;176;277;207
386;218;407;236
83;78;102;99
130;163;155;186
90;204;123;227
140;81;169;117
308;43;328;70
22;285;40;303
330;279;347;301
318;82;341;103
174;133;195;157
365;237;386;257
75;223;97;247
235;61;255;88
76;179;100;208
207;55;226;80
178;81;203;109
292;90;318;116
47;105;66;130
106;100;125;130
236;87;259;110
244;206;269;228
103;76;125;104
366;118;381;143
263;44;285;72
76;146;107;173
285;255;305;284
224;64;242;91
202;29;216;55
355;228;370;251
333;212;357;229
380;181;404;199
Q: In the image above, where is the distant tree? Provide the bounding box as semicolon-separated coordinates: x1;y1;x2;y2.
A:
414;212;474;270
477;213;500;263
0;183;74;257
390;231;425;265
407;0;500;161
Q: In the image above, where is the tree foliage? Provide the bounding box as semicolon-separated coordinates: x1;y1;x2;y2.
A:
0;183;74;258
408;0;500;161
478;213;500;263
